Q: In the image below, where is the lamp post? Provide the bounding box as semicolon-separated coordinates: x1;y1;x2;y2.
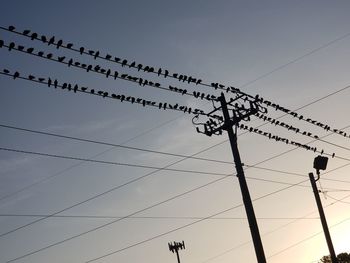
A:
309;155;338;263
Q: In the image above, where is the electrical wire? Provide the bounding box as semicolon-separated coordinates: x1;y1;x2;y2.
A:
0;40;218;102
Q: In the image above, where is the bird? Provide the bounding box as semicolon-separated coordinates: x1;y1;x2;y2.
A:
137;64;143;71
172;73;178;78
13;71;20;79
8;25;15;31
74;62;81;67
113;71;119;79
56;39;63;49
58;56;66;62
8;42;15;51
122;59;127;67
94;51;99;59
143;66;150;72
157;68;162;76
38;51;44;56
196;79;202;85
23;29;31;36
100;68;106;74
129;61;136;68
0;40;3;48
46;53;53;59
94;65;101;72
54;79;58;88
121;74;128;79
68;59;73;67
106;69;111;78
105;54;112;60
332;153;335;158
114;57;121;62
66;43;73;49
41;35;47;43
48;36;55;45
30;33;38;40
88;50;94;55
28;75;35;80
148;67;154;73
26;47;34;54
61;83;67;89
3;69;10;74
18;45;25;51
73;84;78;93
86;65;92;72
78;47;84;55
81;87;88;92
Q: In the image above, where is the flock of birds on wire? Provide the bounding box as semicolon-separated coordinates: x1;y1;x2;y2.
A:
1;25;349;160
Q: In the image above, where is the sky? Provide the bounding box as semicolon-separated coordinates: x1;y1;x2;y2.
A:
1;0;350;262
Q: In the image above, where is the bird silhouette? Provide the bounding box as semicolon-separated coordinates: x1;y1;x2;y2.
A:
100;68;106;74
143;66;150;72
332;153;335;158
41;35;47;43
114;57;121;62
137;64;143;71
113;71;119;79
74;62;81;67
13;71;20;79
0;40;3;48
46;53;53;59
94;51;100;59
68;59;73;67
196;79;202;85
47;78;52;87
129;61;136;68
64;43;72;49
79;47;85;54
86;65;92;72
94;65;101;72
30;33;38;40
173;73;178;78
8;26;15;31
48;36;55;45
54;79;58;88
28;75;35;80
3;69;10;74
73;84;78;93
105;54;112;60
8;42;15;51
23;30;31;36
157;68;162;76
106;69;111;78
88;50;94;55
56;39;63;49
58;56;66;62
81;87;88;91
26;47;34;54
38;51;44;56
122;59;128;67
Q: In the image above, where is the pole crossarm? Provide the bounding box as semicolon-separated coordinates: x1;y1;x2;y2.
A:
193;92;267;137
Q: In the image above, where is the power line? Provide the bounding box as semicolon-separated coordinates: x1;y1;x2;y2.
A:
3;29;350;141
200;193;350;263
0;40;218;102
0;123;233;165
5;134;350;262
0;70;213;118
0;214;320;221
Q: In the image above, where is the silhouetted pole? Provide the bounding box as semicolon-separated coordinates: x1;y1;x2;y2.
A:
309;172;338;263
219;94;267;263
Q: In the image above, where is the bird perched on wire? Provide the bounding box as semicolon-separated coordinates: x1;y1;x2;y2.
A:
48;36;55;46
56;39;63;49
23;29;30;36
8;25;15;31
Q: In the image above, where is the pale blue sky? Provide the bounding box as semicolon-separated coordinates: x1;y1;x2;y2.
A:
1;1;350;262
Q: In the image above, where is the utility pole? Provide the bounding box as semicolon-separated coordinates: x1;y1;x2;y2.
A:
194;92;267;263
310;156;338;263
168;241;185;263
